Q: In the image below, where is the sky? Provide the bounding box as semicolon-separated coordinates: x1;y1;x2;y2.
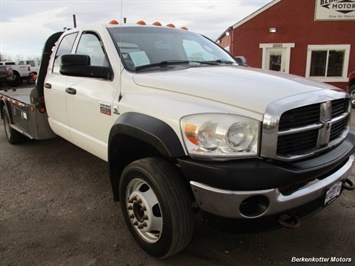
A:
0;0;273;60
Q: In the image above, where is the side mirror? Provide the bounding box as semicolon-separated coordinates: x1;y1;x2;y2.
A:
60;54;111;79
235;56;248;67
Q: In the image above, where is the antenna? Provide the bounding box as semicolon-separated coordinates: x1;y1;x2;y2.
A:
73;14;77;28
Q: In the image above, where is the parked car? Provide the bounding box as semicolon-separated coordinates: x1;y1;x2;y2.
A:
0;65;15;87
347;71;355;108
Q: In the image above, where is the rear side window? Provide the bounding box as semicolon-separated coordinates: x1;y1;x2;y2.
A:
53;32;78;73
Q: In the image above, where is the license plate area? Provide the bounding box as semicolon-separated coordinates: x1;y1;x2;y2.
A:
324;181;342;206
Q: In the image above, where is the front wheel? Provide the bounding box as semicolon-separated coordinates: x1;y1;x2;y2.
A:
27;72;37;84
349;84;355;108
119;158;194;258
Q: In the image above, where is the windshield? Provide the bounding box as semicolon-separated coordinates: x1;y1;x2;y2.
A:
108;26;236;71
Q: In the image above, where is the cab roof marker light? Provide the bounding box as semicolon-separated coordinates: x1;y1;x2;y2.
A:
153;21;162;26
166;23;175;28
109;20;119;25
137;20;146;25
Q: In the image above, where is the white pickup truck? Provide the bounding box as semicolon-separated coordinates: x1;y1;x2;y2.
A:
0;60;34;86
1;22;354;258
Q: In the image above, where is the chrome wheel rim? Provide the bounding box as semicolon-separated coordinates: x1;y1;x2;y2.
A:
126;178;163;243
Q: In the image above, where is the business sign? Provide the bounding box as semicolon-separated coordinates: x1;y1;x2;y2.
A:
315;0;355;20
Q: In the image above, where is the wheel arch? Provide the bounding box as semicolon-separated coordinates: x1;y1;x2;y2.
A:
108;112;186;201
12;70;20;76
0;99;5;119
349;78;355;88
0;99;11;121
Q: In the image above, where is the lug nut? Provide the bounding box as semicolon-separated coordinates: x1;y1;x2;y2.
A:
143;215;148;221
140;206;146;211
137;198;142;204
129;214;134;219
127;205;133;210
137;222;147;229
128;196;137;203
133;221;138;226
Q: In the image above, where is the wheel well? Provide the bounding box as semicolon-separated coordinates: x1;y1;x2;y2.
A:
109;134;178;201
109;134;195;203
108;112;190;202
0;100;10;120
0;101;4;119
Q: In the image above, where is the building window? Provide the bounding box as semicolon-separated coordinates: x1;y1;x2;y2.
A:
306;45;350;82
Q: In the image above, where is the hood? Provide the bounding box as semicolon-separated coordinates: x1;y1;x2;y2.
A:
133;66;340;115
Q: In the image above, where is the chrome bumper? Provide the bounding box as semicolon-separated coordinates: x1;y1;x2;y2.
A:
190;155;354;219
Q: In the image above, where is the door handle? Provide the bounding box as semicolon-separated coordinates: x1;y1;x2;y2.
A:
44;83;52;89
65;87;77;95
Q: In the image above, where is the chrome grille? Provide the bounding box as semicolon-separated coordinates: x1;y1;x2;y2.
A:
278;103;320;131
261;91;351;161
277;129;318;156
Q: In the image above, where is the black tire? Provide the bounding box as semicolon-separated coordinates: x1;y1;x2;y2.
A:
27;72;36;84
7;73;21;87
349;84;355;108
2;105;23;144
119;158;194;258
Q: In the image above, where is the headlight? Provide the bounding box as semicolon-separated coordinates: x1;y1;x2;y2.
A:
181;114;260;160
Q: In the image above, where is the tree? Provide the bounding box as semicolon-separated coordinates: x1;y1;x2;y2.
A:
0;52;12;61
15;54;24;61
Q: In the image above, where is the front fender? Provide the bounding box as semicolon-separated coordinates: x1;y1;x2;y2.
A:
108;112;186;201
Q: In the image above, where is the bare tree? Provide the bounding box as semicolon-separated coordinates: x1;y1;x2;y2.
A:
28;54;42;64
15;54;24;61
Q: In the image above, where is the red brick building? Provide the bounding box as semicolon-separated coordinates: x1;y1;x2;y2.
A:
216;0;355;89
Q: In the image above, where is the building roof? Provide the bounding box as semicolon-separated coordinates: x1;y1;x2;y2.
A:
232;0;281;29
216;0;281;41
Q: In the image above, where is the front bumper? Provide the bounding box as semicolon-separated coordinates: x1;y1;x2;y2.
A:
190;155;353;219
178;132;355;224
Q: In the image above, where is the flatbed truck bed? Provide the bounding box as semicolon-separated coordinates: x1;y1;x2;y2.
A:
0;87;56;141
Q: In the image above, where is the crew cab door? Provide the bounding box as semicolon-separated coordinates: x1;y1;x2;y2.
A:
65;31;118;161
44;32;78;140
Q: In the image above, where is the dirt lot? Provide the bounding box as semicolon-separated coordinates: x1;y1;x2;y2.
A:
0;85;354;266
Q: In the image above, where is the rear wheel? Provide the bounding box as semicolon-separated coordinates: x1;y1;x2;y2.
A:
2;106;23;144
7;73;21;87
119;158;194;258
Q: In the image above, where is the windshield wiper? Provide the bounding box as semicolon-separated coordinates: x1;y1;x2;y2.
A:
134;59;235;71
193;59;235;65
135;60;190;71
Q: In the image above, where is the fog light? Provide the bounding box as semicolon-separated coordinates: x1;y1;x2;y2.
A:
240;195;269;218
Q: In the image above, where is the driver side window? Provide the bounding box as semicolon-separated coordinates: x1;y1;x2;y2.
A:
53;32;78;74
76;32;108;67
